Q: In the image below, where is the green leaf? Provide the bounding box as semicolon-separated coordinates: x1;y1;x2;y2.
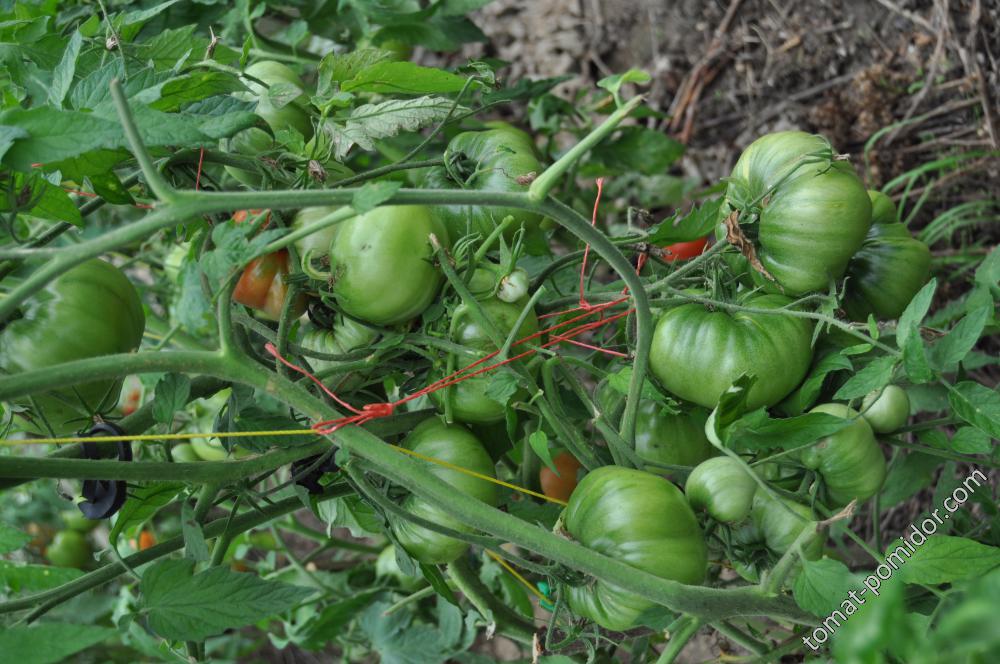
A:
949;426;992;454
343;61;473;95
110;483;184;546
596;68;651;104
181;502;209;562
647;197;724;244
607;366;670;403
528;430;556;473
948;381;1000;438
931;291;991;369
0;521;31;554
301;590;380;649
0;125;29;162
318;48;394;91
895;536;1000;585
47;29;82;107
879;452;939;508
0;172;82;226
482;371;521;406
793;557;860;617
152;374;192;425
974;245;1000;288
728;411;850;451
316;494;382;539
352;181;402;214
833;354;896;400
902;330;934;384
420;562;459;606
358;600;460;664
324;95;465;159
589;126;683;176
0;624;115;664
779;350;853;415
896;279;936;349
0;561;84;594
141;558;315;641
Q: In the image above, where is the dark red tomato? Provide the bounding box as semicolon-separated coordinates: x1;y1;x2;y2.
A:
662;237;709;262
539;451;582;502
233;251;303;321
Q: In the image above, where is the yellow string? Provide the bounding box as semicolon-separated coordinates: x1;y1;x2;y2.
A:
0;429;568;507
394;445;567;506
486;550;547;602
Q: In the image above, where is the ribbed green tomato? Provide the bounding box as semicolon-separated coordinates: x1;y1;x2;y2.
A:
634;401;715;469
861;385;910;434
242;61;313;139
649;294;814;409
842;217;931;321
0;259;145;435
298;316;377;391
223;127;274;187
390;419;498;564
328;205;447;325
803;404;886;505
46;530;92;568
433;275;539;424
685;457;757;523
424;124;544;242
563;466;707;631
750;491;823;559
291;206;342;275
721;131;872;295
868;190;898;225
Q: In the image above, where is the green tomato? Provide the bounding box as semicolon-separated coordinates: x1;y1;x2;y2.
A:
649;293;814;410
0;259;145;435
171;443;201;463
328;205;447;325
750;491;823;559
223;127;275;188
720;131;872;295
634;402;715;470
291;206;342;276
868;190;898;225
842;218;931;321
861;385;910;434
425;124;544;244
241;61;313;139
298;317;378;391
60;510;99;533
563;466;707;631
685;457;757;523
803;403;886;505
390;419;498;564
433;279;540;424
46;530;92;569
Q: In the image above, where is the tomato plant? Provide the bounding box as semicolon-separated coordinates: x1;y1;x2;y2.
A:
0;5;996;662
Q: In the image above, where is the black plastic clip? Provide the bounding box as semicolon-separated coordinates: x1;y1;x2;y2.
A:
78;421;133;520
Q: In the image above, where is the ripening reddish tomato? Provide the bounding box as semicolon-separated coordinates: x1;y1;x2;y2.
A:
232;209;271;227
539;451;582;502
233;251;304;321
130;530;156;551
662;237;709;262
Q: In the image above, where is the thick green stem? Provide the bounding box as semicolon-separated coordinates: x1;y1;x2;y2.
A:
528;96;643;202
